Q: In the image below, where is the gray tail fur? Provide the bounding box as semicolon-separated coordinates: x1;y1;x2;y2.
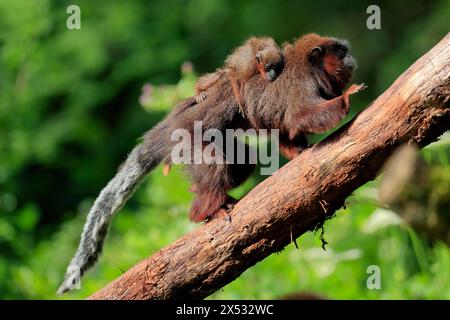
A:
57;143;160;294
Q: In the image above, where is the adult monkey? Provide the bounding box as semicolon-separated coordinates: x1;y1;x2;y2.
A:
58;33;364;294
244;34;364;159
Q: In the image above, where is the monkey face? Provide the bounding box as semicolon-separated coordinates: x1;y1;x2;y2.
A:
264;57;285;81
256;48;285;81
309;38;357;91
327;39;356;86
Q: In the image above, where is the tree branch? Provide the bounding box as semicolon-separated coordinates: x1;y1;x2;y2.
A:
90;33;450;300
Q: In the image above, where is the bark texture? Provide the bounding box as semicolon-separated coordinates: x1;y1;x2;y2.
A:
90;33;450;300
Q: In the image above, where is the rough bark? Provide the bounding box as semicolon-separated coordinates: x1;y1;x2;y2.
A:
90;33;450;300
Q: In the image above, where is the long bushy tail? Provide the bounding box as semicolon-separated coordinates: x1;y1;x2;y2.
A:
57;143;161;294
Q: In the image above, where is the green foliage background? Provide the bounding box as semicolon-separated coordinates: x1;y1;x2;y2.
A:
0;0;449;299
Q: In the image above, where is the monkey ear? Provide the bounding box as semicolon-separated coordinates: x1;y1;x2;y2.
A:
255;51;262;64
309;46;324;64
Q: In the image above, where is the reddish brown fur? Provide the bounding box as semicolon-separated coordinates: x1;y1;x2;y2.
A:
195;37;284;108
140;33;364;222
61;34;364;291
323;54;341;77
244;33;363;160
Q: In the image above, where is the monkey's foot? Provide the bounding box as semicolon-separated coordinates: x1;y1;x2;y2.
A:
280;145;303;160
224;195;238;209
210;207;232;222
223;202;235;211
162;163;171;176
209;198;237;222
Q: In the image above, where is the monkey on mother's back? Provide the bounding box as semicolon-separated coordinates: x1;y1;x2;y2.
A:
58;33;365;294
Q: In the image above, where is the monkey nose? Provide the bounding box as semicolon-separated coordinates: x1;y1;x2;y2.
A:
344;55;357;70
266;69;277;81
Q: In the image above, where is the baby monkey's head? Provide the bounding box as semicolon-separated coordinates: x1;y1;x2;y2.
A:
225;36;285;83
255;41;285;81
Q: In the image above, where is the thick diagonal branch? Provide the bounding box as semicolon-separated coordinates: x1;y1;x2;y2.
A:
90;33;450;300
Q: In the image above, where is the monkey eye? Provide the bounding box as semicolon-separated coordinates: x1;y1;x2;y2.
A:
335;44;348;58
264;63;273;71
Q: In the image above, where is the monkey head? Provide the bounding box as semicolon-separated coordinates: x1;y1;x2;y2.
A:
254;39;285;81
294;33;357;96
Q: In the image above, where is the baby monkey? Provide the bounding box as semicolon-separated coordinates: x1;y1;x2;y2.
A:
196;36;284;109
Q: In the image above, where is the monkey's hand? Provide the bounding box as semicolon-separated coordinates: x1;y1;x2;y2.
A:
342;83;367;111
195;92;207;104
345;83;367;96
288;84;366;137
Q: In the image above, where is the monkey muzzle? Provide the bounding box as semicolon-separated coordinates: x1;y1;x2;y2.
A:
266;69;278;81
343;54;357;71
340;54;357;83
265;60;284;81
